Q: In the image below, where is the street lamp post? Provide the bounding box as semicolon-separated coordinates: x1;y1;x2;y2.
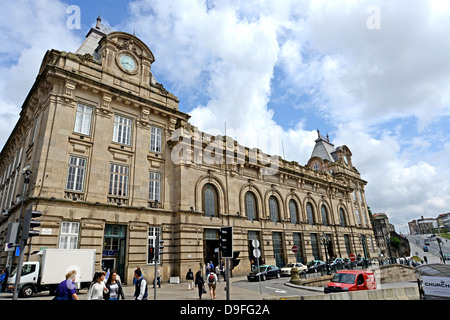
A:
320;233;331;275
12;166;32;300
360;235;368;269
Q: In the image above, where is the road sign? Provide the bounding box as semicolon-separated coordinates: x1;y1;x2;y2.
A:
253;248;261;258
252;239;259;248
349;253;356;261
291;245;299;253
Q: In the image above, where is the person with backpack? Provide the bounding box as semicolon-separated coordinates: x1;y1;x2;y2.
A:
206;271;218;300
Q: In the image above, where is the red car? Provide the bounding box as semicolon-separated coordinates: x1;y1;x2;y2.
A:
324;270;377;293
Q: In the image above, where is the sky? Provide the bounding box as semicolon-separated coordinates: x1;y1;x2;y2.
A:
1;0;449;233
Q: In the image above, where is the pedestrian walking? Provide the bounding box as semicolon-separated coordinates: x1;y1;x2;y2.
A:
87;272;108;300
186;268;194;290
1;268;8;293
105;270;125;300
0;269;6;293
134;268;148;300
215;265;221;282
205;263;211;277
53;270;79;300
194;270;205;299
153;268;161;288
157;268;161;288
206;271;218;300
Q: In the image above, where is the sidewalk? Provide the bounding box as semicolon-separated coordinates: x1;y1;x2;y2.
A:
122;275;274;300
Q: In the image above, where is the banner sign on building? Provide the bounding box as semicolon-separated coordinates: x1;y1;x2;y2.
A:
422;276;450;298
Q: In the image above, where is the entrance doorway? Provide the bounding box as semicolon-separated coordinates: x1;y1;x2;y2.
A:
272;232;285;268
103;224;127;282
203;229;220;268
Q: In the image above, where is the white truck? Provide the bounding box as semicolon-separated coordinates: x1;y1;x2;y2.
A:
7;249;96;298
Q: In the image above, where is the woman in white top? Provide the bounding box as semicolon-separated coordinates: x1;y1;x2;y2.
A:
87;272;108;300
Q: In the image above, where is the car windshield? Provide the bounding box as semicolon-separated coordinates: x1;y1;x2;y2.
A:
332;273;356;284
286;263;295;267
258;266;268;272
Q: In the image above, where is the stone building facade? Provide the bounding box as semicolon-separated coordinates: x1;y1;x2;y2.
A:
0;19;377;283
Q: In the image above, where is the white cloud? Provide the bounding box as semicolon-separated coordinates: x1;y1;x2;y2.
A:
0;0;81;148
1;0;448;231
124;0;450;229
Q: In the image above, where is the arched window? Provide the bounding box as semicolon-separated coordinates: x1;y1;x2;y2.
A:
269;196;279;222
245;191;257;221
289;200;298;224
339;208;347;227
306;202;315;225
202;183;218;217
321;205;328;226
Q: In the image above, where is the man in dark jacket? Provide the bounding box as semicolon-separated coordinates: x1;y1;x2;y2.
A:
134;269;148;300
186;268;194;290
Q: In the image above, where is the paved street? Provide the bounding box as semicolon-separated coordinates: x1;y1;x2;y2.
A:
407;234;450;263
0;275;320;301
0;273;419;301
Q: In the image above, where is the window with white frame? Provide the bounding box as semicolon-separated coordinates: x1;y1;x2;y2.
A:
74;103;93;136
59;221;80;249
108;164;129;197
113;115;132;145
31;114;41;143
66;156;87;192
148;227;161;264
149;171;161;201
150;126;162;153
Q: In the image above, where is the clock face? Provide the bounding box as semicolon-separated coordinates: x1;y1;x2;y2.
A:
119;54;136;71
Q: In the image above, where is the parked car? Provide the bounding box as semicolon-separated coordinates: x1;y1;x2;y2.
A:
306;260;327;273
423;246;428;252
328;258;346;271
343;258;357;269
424;240;430;245
280;262;307;276
324;270;377;293
247;265;281;281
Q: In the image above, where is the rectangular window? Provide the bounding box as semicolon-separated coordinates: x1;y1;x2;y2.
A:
31;115;41;143
108;164;129;197
66;156;87;192
272;232;285;268
150;126;162;153
344;234;351;256
74;103;93;135
59;221;79;249
113;115;132;145
310;233;320;261
149;171;161;201
293;233;304;264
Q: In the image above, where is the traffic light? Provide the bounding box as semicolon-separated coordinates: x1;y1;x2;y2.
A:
155;234;164;258
219;226;233;258
148;246;155;263
21;209;42;240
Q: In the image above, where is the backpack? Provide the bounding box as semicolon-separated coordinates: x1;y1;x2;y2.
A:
208;273;215;283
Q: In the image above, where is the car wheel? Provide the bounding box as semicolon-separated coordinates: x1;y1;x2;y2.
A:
21;285;34;298
262;275;266;281
276;272;281;279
